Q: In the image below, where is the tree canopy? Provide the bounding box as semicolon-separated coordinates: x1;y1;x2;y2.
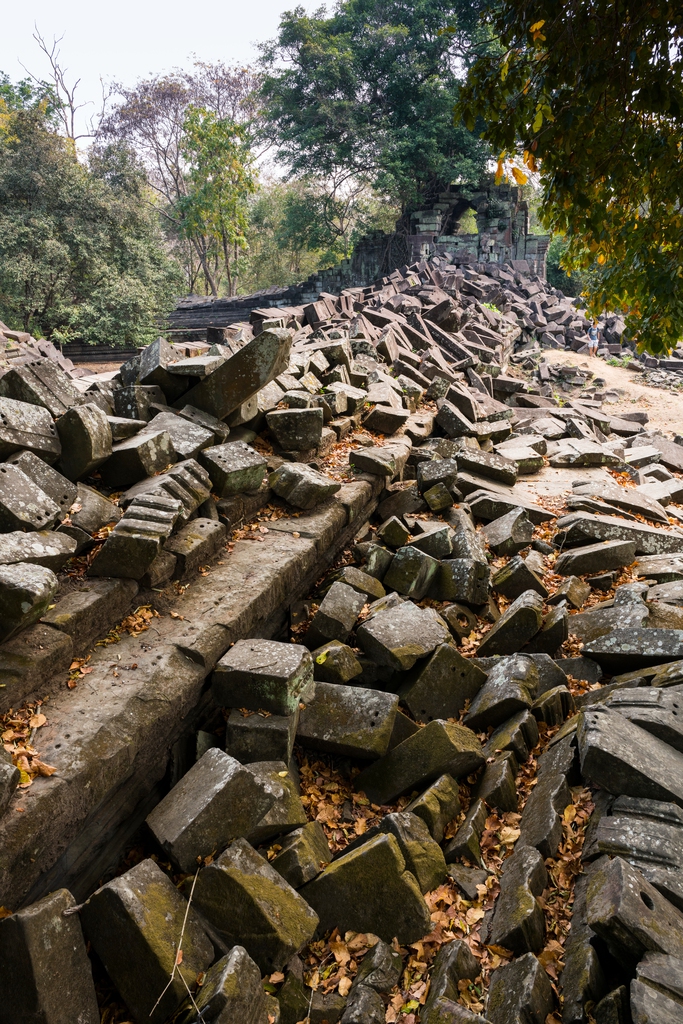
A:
459;1;683;352
100;62;261;295
0;103;181;344
178;108;256;296
259;0;491;213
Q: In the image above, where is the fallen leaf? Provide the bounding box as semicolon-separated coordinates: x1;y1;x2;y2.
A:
338;976;352;997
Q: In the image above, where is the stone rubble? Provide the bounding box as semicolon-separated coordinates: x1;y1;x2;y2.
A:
3;252;683;1023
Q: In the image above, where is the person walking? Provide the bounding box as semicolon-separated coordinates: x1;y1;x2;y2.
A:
587;319;600;356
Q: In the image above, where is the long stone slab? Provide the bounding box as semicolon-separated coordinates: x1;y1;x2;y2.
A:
0;479;381;909
577;706;683;806
177;328;292;419
554;512;683;555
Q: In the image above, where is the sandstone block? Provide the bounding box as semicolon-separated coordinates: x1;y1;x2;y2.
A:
146;748;276;871
190;837;318;972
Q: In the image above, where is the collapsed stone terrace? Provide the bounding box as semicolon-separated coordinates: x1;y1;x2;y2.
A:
1;255;683;1023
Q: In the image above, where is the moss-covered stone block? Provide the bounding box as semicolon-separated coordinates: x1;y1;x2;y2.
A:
190;838;319;973
300;832;431;944
81;859;213;1024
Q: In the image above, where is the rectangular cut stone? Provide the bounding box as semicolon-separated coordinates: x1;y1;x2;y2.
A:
0;622;73;714
554;512;683;555
269;463;341;509
99;430;175;488
42;578;139;657
146;748;276;871
305;581;367;647
465;654;538;730
0;530;76;571
454;447;518;485
299;832;432;945
586;856;683;964
356;602;451;671
213;639;314;715
582;628;683;671
138;336;190;402
177;404;230;442
225;708;299;764
81;859;213;1024
121;459;212;525
107;414;147;440
0;396;61;463
164;518;226;578
400;644;487;723
0;562;58;642
56;403;112;481
175;945;267;1024
178;328;293;418
113;385;166;421
355;719;484;804
477;590;544;657
199;441;267;497
578;705;683;806
189;837;319;973
5;450;77;520
555;539;637;576
142;410;214;459
297;682;398;759
88;494;182;580
245;761;307;845
0;464;61;532
0;888;99;1024
0;359;83;417
635;555;683;583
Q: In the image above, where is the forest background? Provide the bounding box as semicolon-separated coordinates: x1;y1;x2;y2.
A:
0;1;680;352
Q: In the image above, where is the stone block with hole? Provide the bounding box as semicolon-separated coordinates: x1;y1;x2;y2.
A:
297;681;398;759
0;395;62;464
0;464;61;532
164;518;226;578
199;441;267;497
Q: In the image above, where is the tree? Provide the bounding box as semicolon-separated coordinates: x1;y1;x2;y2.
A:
0;102;181;345
99;62;261;294
238;177;398;293
178;108;256;296
459;1;683;352
259;0;491;215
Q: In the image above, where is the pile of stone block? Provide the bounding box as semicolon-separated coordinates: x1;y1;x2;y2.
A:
5;255;683;1023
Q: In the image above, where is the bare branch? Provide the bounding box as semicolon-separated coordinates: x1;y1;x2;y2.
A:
21;26;94;142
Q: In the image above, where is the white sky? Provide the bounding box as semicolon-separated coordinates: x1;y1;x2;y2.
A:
2;0;320;136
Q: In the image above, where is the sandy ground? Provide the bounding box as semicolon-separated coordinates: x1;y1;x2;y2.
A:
543;350;683;436
74;361;122;373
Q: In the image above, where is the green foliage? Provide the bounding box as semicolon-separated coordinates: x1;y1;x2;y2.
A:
178;107;256;296
0;105;181;345
545;236;588;298
458;1;683;353
99;62;261;296
259;0;492;212
238;178;398;294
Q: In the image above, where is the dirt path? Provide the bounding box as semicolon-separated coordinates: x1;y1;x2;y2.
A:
543;350;683;437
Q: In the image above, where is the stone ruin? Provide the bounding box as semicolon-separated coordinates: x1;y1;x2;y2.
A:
169;177;550;339
1;252;683;1023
